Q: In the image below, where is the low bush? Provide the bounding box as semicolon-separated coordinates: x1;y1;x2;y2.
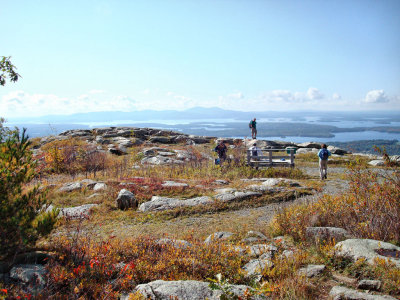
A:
35;228;248;299
40;138;112;176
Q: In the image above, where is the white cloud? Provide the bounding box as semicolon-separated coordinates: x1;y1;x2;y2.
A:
364;89;389;103
227;92;244;99
307;87;324;100
142;89;150;95
0;90;138;118
332;93;341;100
89;89;105;94
269;90;295;102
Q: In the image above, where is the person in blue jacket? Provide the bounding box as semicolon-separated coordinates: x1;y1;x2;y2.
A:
318;144;331;180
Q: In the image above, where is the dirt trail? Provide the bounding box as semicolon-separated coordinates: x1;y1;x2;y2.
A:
149;165;351;238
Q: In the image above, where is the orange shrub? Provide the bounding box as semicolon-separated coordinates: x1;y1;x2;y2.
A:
41;138;110;176
271;164;400;244
34;229;247;299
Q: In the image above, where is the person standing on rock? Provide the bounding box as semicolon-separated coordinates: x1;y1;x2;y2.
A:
214;140;228;166
249;118;257;139
318;144;331;180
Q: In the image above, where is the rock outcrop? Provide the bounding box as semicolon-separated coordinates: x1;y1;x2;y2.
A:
334;239;400;267
138;196;213;212
116;189;138;210
329;286;396;300
122;280;264;300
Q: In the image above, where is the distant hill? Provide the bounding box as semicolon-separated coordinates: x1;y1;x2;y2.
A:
331;139;400;155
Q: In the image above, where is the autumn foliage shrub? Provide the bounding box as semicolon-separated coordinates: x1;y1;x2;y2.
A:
37;229;247;299
41;138;110;176
271;162;400;244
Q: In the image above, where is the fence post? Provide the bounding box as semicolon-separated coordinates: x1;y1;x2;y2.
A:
247;149;250;166
290;149;294;166
269;150;272;165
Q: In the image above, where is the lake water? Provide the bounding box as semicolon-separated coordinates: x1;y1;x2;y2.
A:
233;131;400;143
6;119;400;143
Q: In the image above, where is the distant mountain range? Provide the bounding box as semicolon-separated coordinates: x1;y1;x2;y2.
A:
9;107;400;124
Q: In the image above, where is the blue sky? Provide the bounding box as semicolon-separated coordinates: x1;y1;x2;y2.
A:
1;0;399;117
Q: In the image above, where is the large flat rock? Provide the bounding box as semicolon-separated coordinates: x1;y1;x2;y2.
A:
329;286;396;300
335;239;400;267
214;191;262;202
60;204;98;218
138;196;213;212
122;280;266;300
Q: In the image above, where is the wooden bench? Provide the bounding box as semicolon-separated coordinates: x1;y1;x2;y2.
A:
246;148;295;168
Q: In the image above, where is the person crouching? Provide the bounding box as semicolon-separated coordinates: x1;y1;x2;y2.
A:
214;140;228;166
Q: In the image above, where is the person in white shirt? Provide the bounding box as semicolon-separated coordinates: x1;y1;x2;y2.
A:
249;142;262;160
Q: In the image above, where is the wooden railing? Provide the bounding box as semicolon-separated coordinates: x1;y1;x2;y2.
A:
246;148;295;168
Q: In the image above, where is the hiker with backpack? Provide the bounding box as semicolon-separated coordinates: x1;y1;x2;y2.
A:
318;144;331;180
214;140;228;166
249;118;257;139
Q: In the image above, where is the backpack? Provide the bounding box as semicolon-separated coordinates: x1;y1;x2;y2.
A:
319;149;329;160
249;121;252;128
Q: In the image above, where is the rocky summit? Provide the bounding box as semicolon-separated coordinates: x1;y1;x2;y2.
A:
2;126;399;300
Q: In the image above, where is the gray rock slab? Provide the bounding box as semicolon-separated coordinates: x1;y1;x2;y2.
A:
358;279;381;291
214;188;237;194
58;182;82;192
116;189;137;210
156;238;192;250
297;142;321;149
141;156;184;165
296;148;316;154
249;244;277;257
328;145;348;155
190;136;212;144
60;204;98;218
298;264;326;278
93;182;107;191
80;179;97;187
122;280;264;300
161;181;189;188
204;232;234;244
243;255;273;281
261;178;284;186
335;239;400;267
213;193;237;202
214;179;229;185
174;150;194;160
158;151;175;156
261;178;300;187
149;136;173;144
329;286;396;300
368;160;385;166
214;191;262;202
10;264;46;286
306;227;351;243
246;185;282;193
139;196;213;212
